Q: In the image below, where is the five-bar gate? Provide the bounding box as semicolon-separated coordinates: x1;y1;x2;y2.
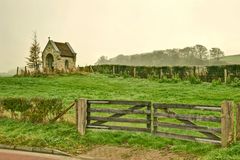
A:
75;99;234;147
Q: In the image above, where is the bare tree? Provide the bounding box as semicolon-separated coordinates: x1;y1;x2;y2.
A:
26;32;41;72
210;48;224;61
194;44;208;60
95;56;108;65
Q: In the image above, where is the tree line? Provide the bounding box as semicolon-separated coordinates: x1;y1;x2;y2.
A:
96;45;225;66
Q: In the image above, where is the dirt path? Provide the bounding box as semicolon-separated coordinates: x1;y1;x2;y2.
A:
81;146;199;160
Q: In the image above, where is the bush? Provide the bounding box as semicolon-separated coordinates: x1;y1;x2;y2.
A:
172;75;181;83
230;78;240;87
211;78;222;86
159;76;180;83
0;97;63;123
188;76;202;84
159;76;171;83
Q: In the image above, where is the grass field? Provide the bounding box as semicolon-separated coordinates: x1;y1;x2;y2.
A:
220;54;240;64
1;73;240;159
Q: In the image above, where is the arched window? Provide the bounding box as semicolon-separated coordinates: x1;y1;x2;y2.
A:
46;54;54;70
65;60;69;69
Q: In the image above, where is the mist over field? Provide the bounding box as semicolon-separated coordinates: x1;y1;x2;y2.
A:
1;0;240;73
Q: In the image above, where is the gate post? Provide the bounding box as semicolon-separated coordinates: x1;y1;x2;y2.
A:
221;101;234;147
76;98;87;135
236;103;240;141
146;102;151;132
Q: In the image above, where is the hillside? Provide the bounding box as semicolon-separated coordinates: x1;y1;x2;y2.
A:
220;54;240;64
96;45;227;66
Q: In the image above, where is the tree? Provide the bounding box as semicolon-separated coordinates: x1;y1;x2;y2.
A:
95;56;109;65
26;32;41;71
210;48;224;61
194;44;208;60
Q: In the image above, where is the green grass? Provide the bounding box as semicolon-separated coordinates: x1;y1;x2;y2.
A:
1;73;240;159
0;73;240;104
220;54;240;64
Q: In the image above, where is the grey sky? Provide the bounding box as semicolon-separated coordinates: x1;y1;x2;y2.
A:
0;0;240;72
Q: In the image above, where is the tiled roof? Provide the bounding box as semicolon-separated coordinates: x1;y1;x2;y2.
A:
52;41;76;57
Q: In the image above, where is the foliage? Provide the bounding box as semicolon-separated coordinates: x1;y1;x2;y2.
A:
210;48;224;61
188;76;202;84
230;78;240;87
95;56;109;65
204;143;240;160
159;76;180;83
95;44;226;66
26;32;41;71
211;78;222;86
194;44;208;60
85;64;240;83
0;97;63;122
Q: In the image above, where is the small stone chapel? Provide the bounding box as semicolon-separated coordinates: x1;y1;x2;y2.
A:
42;38;77;71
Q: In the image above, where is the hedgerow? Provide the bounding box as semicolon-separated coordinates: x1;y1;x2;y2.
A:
0;97;63;123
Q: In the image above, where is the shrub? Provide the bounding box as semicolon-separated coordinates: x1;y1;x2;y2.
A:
230;78;240;87
159;76;180;83
0;97;63;123
172;75;181;83
188;76;202;84
159;76;171;83
211;78;222;86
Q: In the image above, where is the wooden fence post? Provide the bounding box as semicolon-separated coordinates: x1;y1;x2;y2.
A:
133;67;136;78
24;66;27;76
224;69;227;84
16;67;19;76
153;105;158;134
221;101;234;147
75;98;87;135
113;65;115;75
146;103;151;131
236;103;240;141
160;68;163;79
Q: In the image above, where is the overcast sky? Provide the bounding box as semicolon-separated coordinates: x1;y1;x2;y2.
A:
0;0;240;72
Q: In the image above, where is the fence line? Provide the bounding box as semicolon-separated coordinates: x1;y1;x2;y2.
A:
78;64;240;82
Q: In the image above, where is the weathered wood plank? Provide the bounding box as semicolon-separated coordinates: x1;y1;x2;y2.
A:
89;108;151;115
76;99;87;135
160;109;221;140
87;103;91;125
88;100;151;106
154;131;221;145
153;107;158;134
236;103;240;141
221;101;234;147
87;125;150;132
155;122;221;135
153;103;221;112
147;104;152;131
89;116;149;124
91;104;146;125
154;112;221;122
50;102;75;122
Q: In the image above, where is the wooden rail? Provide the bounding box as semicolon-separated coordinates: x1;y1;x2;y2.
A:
86;100;152;132
75;98;234;147
153;102;234;146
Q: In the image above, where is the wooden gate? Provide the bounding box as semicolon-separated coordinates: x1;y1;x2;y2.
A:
86;100;152;133
153;102;234;146
75;99;234;146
